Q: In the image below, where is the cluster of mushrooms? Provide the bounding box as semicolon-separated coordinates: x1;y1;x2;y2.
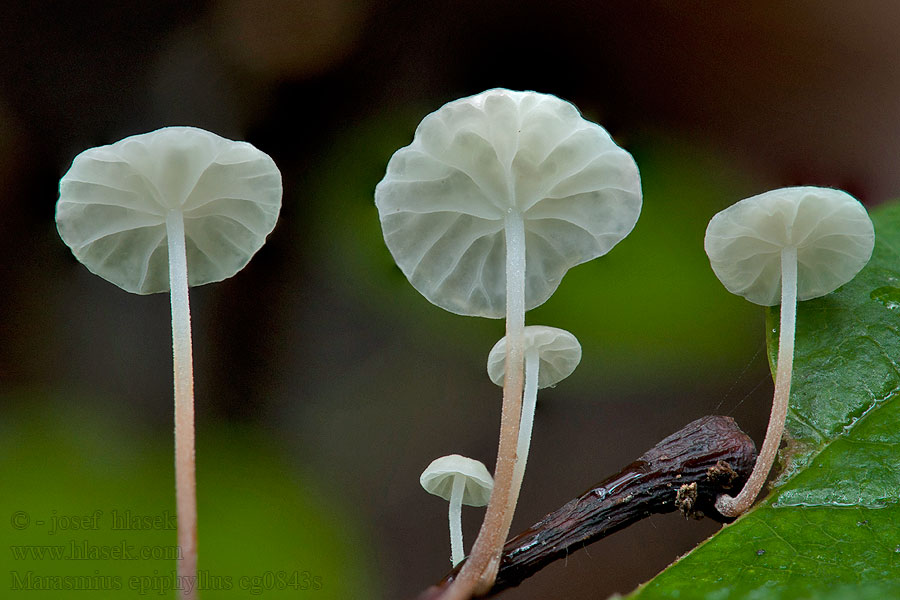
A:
375;90;642;588
374;89;875;596
53;88;875;599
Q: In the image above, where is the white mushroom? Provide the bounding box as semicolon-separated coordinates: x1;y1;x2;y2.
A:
375;89;640;590
704;186;873;517
421;455;494;566
56;126;282;596
487;326;581;490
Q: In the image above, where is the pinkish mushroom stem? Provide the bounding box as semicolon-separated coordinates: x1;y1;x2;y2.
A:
450;211;527;596
716;246;797;517
166;210;197;599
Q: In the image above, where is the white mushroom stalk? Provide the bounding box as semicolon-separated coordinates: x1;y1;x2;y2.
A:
493;204;527;580
375;89;640;595
503;202;527;474
488;326;582;491
56;127;282;598
518;343;537;488
420;455;494;566
704;187;873;517
166;209;198;587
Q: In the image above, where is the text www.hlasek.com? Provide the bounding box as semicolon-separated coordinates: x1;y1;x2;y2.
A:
11;569;323;595
10;540;182;561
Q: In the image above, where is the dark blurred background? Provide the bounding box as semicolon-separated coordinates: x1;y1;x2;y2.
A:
2;2;899;599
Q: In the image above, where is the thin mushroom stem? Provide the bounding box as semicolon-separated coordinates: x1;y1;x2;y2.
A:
448;476;466;566
166;210;198;600
716;246;797;517
448;210;527;598
513;347;540;491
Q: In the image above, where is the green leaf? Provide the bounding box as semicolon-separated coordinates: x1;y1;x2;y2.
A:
628;202;900;599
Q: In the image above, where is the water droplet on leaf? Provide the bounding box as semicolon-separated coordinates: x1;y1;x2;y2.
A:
870;286;900;310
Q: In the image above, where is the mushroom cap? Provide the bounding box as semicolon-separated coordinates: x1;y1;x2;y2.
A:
56;126;283;294
420;454;494;507
375;88;641;318
487;325;582;388
704;186;874;306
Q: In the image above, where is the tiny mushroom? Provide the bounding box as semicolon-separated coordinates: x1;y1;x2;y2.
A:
704;186;874;517
375;88;640;591
56;126;282;597
421;455;494;567
487;326;582;489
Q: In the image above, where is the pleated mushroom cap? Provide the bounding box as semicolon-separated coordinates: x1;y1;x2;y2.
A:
704;186;874;306
420;455;494;507
375;88;641;318
486;325;582;388
56;126;282;294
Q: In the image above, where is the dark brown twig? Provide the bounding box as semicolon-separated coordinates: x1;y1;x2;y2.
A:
416;415;757;599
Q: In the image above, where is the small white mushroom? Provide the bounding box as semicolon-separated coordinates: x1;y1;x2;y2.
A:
56;126;282;596
420;455;494;566
487;326;581;490
704;186;873;516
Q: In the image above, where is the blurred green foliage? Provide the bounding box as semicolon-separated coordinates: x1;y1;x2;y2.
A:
1;395;376;599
